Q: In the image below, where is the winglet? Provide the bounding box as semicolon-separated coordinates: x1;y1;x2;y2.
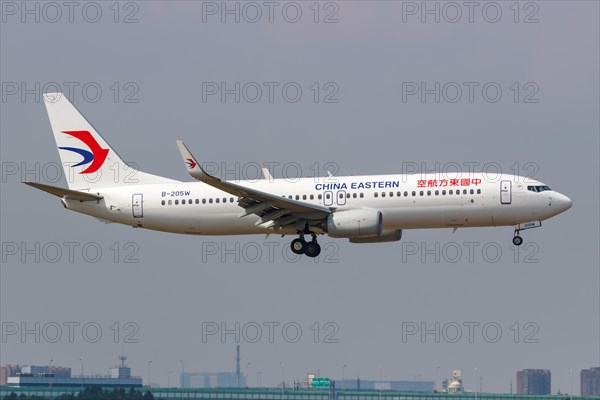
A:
176;140;220;183
262;167;274;181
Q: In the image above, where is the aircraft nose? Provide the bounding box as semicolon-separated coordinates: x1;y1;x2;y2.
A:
554;193;573;213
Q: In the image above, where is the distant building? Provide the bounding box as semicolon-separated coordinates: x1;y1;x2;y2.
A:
516;369;551;395
6;356;141;388
441;379;448;392
111;356;132;379
335;379;433;392
581;367;599;396
48;366;71;378
0;365;21;386
181;372;245;388
1;365;71;386
442;370;464;394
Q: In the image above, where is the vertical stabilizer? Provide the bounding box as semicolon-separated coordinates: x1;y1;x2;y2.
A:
43;92;176;189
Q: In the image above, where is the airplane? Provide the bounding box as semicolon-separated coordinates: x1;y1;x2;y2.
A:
24;93;573;258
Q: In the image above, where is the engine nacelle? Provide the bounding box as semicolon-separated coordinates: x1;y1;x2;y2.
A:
327;208;383;238
350;230;402;243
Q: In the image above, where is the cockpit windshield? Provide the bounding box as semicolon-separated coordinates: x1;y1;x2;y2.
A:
527;185;552;193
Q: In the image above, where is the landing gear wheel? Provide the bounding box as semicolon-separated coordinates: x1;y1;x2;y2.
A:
512;235;523;246
291;238;307;254
305;241;321;258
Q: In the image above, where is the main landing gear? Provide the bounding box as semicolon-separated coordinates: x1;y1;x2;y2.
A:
290;233;321;258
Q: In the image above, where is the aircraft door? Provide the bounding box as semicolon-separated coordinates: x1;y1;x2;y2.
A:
132;193;144;218
500;180;512;204
337;190;347;206
324;191;333;206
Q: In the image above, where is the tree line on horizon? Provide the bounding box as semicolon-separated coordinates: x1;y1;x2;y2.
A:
2;387;155;400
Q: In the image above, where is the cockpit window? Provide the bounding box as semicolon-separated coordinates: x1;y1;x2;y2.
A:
527;185;552;192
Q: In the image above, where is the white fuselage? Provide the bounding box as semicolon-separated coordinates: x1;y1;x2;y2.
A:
63;173;572;237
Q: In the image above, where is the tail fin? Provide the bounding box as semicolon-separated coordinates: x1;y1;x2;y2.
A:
43;93;177;189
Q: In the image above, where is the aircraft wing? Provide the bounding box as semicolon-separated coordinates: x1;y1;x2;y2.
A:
176;141;331;229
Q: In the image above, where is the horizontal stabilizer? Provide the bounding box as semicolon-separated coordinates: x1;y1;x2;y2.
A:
23;181;103;201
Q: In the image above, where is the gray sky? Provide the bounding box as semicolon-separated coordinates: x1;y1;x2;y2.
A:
1;1;598;394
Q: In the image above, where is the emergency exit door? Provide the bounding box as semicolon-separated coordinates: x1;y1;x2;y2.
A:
500;180;512;204
132;194;144;218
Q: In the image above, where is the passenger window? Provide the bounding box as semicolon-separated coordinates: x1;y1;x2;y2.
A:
412;191;416;196
230;197;234;203
381;192;386;197
420;191;424;196
223;197;227;203
477;189;481;194
182;199;186;204
374;192;379;198
463;189;467;195
347;193;351;198
435;190;439;195
161;200;165;206
318;194;323;200
310;194;314;200
202;199;206;204
442;190;446;195
303;195;307;200
295;195;300;200
209;198;213;204
175;200;179;205
470;189;474;195
216;198;220;203
360;193;364;198
427;191;431;196
449;190;453;195
326;193;330;199
339;193;344;199
398;191;402;197
168;200;172;205
195;199;199;204
353;193;357;198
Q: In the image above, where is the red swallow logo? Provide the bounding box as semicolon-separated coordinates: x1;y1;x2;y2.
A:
186;158;197;169
58;130;109;174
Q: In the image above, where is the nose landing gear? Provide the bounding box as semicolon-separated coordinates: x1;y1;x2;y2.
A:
511;221;542;246
512;232;523;246
290;233;321;258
